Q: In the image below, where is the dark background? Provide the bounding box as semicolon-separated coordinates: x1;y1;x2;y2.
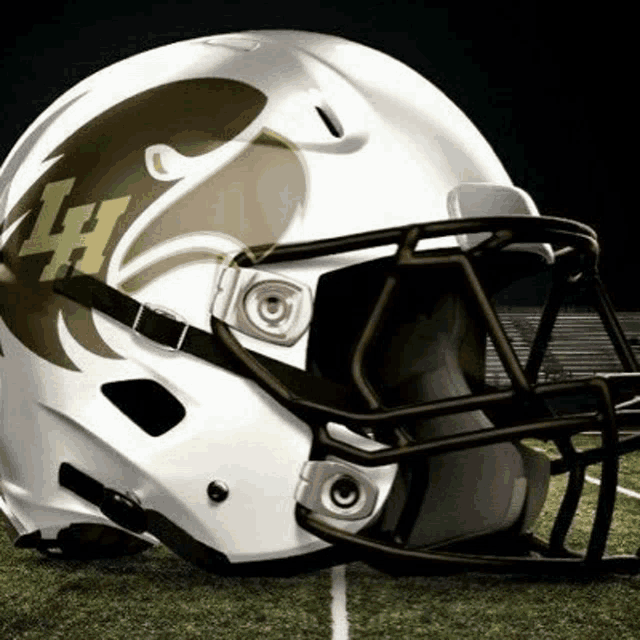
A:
3;3;634;307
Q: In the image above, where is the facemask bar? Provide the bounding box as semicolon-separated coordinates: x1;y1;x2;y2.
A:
216;214;640;573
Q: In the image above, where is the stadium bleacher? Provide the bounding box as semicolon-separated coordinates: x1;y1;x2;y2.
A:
485;309;640;387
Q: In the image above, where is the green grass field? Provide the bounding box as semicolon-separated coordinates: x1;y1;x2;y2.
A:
0;541;332;639
3;434;640;640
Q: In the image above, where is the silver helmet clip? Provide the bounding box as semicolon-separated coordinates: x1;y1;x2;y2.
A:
211;264;313;346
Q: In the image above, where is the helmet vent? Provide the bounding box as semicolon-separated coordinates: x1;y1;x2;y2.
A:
101;379;186;437
315;106;343;138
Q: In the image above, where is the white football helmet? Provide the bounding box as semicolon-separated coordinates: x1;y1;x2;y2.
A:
1;30;639;575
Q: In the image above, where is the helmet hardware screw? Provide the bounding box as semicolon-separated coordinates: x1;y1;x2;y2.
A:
207;480;229;503
330;475;360;509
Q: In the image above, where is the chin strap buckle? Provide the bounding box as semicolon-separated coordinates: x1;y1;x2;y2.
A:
132;303;189;352
59;462;147;534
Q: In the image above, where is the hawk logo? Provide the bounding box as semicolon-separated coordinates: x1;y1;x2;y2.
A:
18;177;130;281
0;78;305;371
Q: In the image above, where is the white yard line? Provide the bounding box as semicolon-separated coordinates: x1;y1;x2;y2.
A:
584;474;640;500
532;446;640;500
331;564;349;640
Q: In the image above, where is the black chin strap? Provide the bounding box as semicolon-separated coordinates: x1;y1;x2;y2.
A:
52;269;355;412
54;270;243;370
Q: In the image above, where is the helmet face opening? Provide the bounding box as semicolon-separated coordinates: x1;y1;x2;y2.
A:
343;258;553;550
2;30;640;577
310;255;497;404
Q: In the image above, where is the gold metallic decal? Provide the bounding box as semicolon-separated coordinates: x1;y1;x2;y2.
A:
18;178;130;281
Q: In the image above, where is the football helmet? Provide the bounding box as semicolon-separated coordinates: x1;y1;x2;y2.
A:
1;30;640;575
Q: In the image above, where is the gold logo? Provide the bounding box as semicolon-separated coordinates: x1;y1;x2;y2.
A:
18;177;130;281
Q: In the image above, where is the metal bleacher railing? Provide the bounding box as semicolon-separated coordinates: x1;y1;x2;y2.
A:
485;309;640;388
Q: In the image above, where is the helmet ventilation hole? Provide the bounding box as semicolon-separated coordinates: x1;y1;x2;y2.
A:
315;106;343;138
101;379;186;437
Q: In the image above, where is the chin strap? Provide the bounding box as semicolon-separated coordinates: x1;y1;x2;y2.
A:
54;269;237;365
52;268;355;413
